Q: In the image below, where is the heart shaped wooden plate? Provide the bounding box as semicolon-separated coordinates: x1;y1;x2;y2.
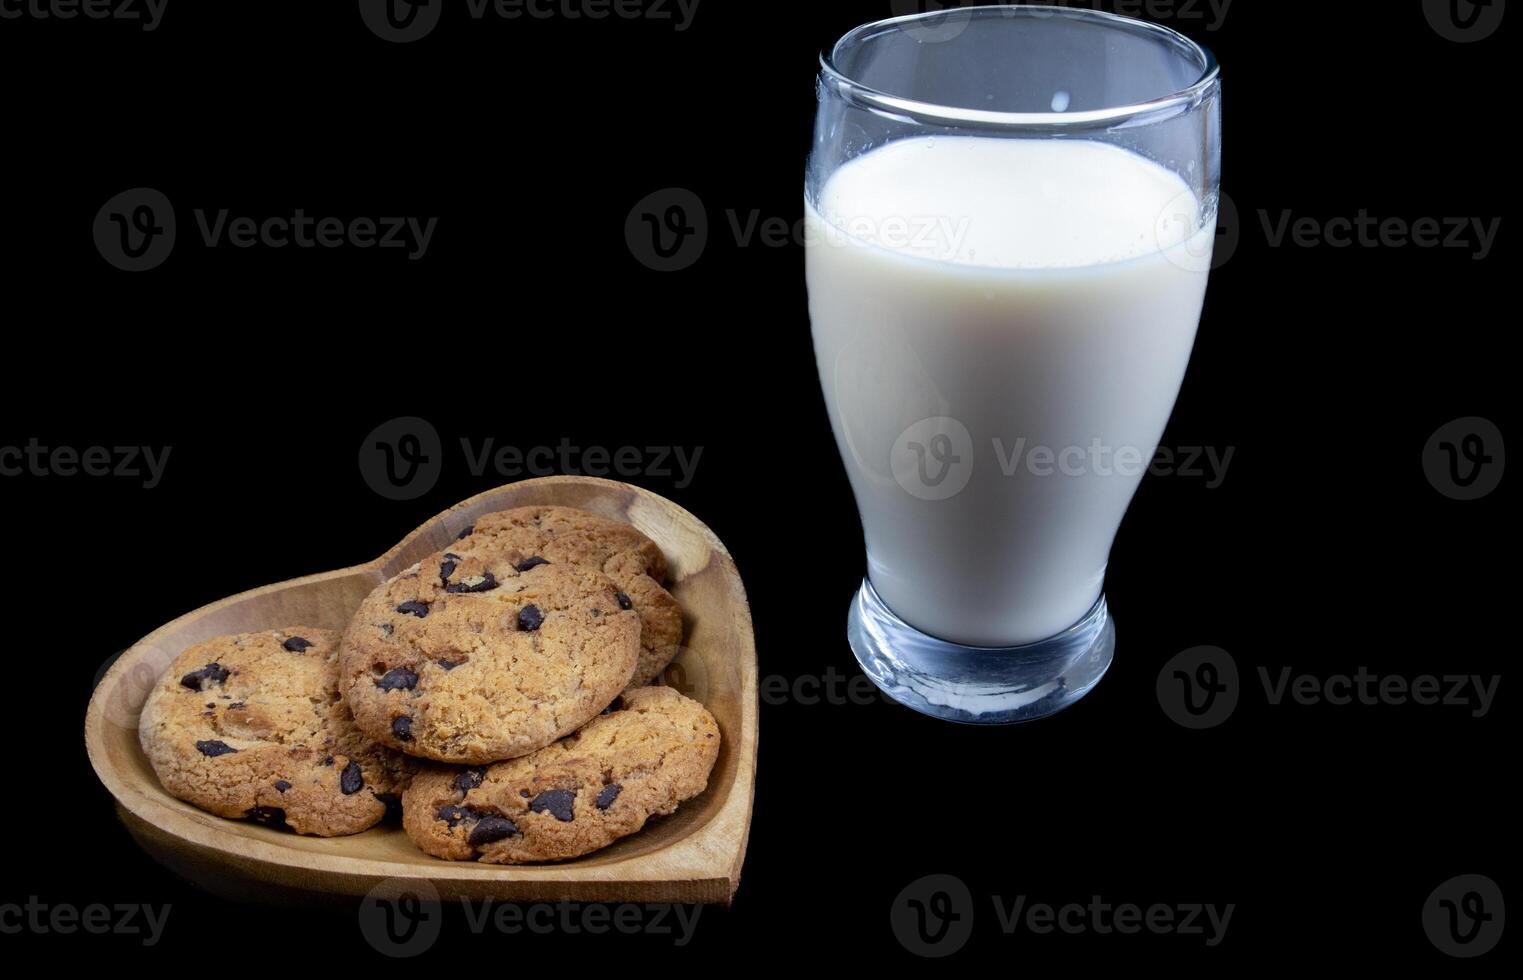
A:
85;477;757;905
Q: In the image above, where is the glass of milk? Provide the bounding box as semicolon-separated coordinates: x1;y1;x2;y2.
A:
806;6;1222;723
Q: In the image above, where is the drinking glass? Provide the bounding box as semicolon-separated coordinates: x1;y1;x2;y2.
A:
806;6;1222;723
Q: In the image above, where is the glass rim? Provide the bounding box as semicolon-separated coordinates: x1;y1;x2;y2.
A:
819;5;1220;130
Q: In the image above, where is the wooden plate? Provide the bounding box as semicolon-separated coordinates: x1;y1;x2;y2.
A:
85;477;757;905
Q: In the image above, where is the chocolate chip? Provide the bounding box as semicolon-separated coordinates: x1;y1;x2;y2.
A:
439;559;457;585
379;623;395;637
446;572;499;594
437;658;458;671
520;789;531;798
282;636;312;653
437;805;472;827
274;780;291;793
376;667;418;692
397;600;430;618
514;556;550;572
468;815;519;847
615;591;633;611
444;553;463;561
340;761;364;795
204;702;215;709
246;806;286;827
322;755;335;767
228;701;246;710
392;716;413;742
456;525;475;540
436;803;516;843
517;604;544;632
196;739;237;757
602;695;626;714
529;788;576;822
596;784;622;810
455;768;486;793
180;663;230;691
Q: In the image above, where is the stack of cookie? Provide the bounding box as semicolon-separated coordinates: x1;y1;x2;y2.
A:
138;506;720;864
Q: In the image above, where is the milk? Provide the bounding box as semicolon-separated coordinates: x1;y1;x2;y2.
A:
807;137;1213;647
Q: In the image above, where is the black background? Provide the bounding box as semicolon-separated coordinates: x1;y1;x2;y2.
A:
0;0;1511;965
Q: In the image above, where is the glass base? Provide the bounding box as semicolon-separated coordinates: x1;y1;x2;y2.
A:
847;579;1115;724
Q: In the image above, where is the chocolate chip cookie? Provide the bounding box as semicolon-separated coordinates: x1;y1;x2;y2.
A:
452;506;683;687
340;550;642;764
138;628;415;837
401;686;720;863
